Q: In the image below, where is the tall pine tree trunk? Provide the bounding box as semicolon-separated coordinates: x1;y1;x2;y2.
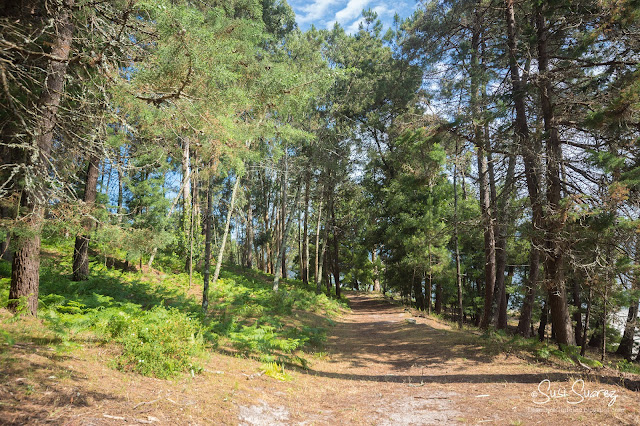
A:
330;189;341;299
473;8;496;329
454;141;464;328
372;247;381;293
182;137;193;273
280;160;288;279
572;278;584;347
536;4;574;345
505;0;545;338
273;185;301;291
314;198;323;293
494;154;515;329
9;0;74;315
202;175;214;311
72;153;100;281
302;171;310;285
245;191;254;269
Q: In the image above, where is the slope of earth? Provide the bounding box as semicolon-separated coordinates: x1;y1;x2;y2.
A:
2;292;640;425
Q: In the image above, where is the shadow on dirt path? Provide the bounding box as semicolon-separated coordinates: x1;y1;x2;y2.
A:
273;292;640;425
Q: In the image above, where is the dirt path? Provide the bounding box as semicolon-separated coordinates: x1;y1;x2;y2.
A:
2;293;640;425
239;293;640;425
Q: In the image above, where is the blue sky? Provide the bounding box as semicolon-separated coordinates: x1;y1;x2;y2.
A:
288;0;418;34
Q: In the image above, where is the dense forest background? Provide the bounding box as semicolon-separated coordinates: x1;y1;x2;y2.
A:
1;0;639;364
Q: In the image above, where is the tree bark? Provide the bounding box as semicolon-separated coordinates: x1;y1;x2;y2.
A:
245;185;254;269
495;154;515;329
182;137;193;273
211;176;241;287
413;269;424;311
273;184;301;291
580;287;592;356
470;6;496;330
616;247;639;360
454;142;463;328
538;298;549;342
202;175;214;311
372;247;381;293
72;152;100;281
314;198;323;293
572;277;584;347
536;4;574;345
9;0;74;316
302;171;310;285
435;280;443;314
331;187;341;299
505;0;546;339
280;159;288;279
517;247;540;337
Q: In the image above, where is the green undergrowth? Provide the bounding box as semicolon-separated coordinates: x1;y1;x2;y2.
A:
0;241;346;379
482;330;604;369
208;266;346;366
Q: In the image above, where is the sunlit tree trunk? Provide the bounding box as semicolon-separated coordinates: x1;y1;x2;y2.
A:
211;176;241;287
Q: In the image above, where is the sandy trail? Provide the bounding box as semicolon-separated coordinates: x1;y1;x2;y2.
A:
239;293;640;425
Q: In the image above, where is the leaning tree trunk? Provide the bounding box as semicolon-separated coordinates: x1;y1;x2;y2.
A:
9;0;74;316
536;4;575;345
211;176;241;287
72;152;100;281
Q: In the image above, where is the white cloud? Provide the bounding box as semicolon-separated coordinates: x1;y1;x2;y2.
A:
334;0;372;24
372;5;393;18
345;17;365;33
294;0;341;24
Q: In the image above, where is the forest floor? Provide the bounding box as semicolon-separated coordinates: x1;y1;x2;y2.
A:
2;292;640;425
